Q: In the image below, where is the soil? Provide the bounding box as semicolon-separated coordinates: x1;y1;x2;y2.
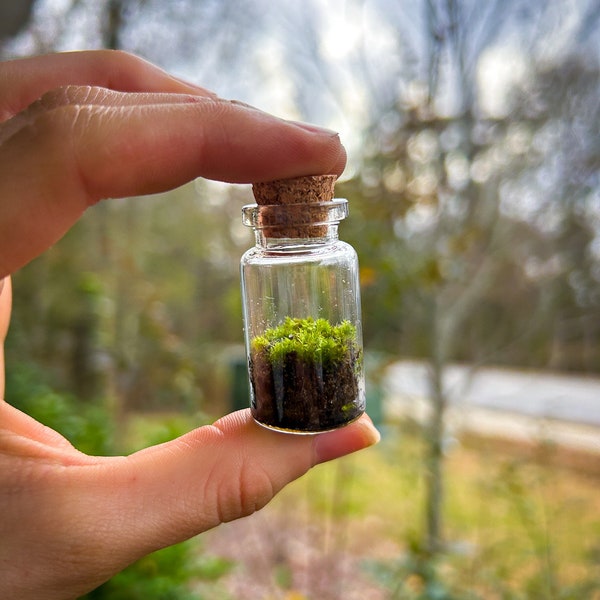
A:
249;345;364;432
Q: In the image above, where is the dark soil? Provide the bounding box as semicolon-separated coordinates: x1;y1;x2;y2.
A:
249;346;364;432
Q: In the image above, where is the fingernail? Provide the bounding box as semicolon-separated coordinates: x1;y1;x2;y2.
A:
288;120;340;137
226;102;339;137
228;99;266;112
313;415;380;465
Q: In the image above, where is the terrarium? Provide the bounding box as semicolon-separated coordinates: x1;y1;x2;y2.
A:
240;175;365;433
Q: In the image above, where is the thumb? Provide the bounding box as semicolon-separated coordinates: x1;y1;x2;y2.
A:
112;411;379;552
2;408;378;598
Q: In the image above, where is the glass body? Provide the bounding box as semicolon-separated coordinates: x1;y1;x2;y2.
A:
240;199;365;433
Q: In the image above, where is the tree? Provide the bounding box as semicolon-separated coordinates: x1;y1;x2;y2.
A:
340;0;600;564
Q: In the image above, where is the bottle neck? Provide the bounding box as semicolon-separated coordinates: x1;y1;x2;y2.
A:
254;224;340;250
242;199;349;251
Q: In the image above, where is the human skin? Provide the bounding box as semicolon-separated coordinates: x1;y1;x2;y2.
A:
0;50;379;599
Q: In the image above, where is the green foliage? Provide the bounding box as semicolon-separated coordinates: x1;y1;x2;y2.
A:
5;363;113;456
5;364;232;599
83;540;233;600
7;183;249;415
123;412;212;454
251;317;357;365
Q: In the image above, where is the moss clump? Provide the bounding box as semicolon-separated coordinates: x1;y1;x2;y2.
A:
251;317;357;365
249;317;364;432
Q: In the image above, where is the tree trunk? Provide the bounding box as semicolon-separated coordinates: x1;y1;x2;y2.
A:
424;300;447;555
425;365;446;555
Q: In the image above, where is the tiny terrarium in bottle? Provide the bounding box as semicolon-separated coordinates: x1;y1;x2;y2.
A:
240;175;365;433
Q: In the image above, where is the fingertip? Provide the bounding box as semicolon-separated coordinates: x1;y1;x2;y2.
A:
313;414;380;465
288;122;347;177
216;101;347;181
329;135;347;177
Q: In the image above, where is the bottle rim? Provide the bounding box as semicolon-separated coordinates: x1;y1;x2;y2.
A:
241;199;348;229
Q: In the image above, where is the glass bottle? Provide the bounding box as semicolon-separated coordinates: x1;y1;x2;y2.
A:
240;183;365;434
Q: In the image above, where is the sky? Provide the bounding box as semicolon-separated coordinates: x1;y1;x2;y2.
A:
3;0;599;182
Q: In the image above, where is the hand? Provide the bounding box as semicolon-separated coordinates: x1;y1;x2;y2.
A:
0;50;379;600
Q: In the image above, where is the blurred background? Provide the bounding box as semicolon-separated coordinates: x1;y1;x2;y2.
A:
1;1;599;598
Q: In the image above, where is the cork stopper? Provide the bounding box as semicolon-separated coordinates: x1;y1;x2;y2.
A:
252;175;336;206
251;175;337;238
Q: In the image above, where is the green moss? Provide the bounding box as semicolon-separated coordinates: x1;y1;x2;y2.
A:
251;317;357;366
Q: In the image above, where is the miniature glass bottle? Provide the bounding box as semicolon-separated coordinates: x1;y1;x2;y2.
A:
240;175;365;433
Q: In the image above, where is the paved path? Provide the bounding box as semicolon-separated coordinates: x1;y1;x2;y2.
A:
383;361;600;453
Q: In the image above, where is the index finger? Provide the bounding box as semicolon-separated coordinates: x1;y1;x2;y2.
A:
0;95;346;277
0;50;215;121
